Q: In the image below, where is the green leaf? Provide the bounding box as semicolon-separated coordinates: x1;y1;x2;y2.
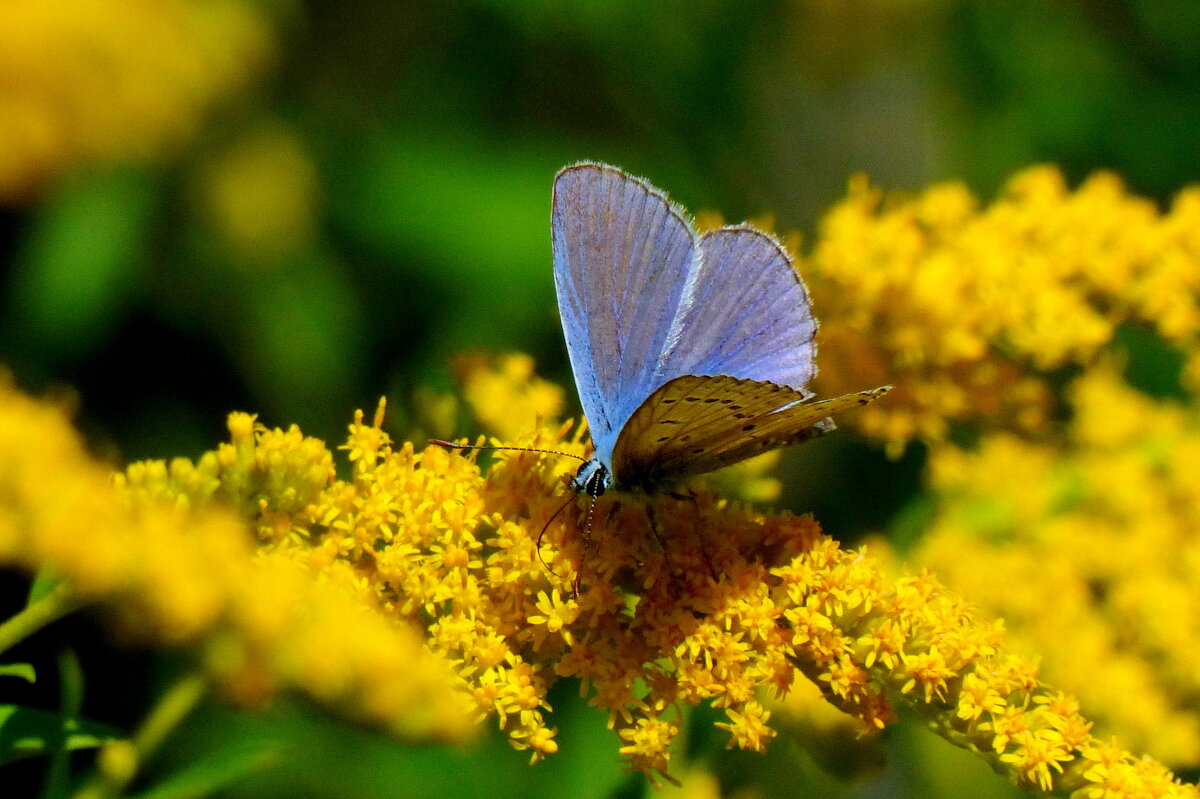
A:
0;664;36;683
129;744;282;799
523;683;630;799
7;168;157;363
0;705;120;766
331;133;562;353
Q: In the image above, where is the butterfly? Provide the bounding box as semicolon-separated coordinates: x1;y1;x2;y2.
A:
551;162;891;497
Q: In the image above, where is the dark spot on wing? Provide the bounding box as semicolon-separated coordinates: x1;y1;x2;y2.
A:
732;412;748;419
703;398;719;403
656;436;670;442
742;424;756;431
684;396;702;403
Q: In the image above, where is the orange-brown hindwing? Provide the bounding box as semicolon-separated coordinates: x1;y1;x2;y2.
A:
610;375;890;489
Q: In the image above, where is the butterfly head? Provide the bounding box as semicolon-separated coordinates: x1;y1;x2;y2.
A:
571;459;611;497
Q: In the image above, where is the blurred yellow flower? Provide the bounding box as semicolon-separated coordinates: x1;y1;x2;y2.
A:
453;352;566;441
880;361;1200;771
0;0;275;202
0;375;470;742
193;122;322;267
655;767;727;799
806;167;1200;454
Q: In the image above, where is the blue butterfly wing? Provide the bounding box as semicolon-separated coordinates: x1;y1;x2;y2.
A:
552;163;699;465
660;225;817;392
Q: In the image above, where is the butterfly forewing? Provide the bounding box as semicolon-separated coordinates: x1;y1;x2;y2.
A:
552;163;699;464
610;375;891;489
660;226;817;391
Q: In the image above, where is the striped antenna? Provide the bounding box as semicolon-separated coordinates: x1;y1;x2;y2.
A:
428;439;587;463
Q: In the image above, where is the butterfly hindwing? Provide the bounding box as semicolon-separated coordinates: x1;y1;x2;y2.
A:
660;226;817;391
552;163;699;463
611;375;890;489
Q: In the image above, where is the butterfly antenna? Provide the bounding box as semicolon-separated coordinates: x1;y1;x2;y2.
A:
432;438;589;588
535;490;580;580
584;493;597;542
571;494;600;598
429;439;587;463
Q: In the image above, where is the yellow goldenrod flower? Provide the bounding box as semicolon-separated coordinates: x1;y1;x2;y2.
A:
715;700;775;750
0;375;470;742
881;361;1200;773
0;0;275;202
805;167;1200;454
619;715;682;783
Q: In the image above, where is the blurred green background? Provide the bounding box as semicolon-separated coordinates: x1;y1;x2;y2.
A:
5;0;1199;461
1;1;1197;796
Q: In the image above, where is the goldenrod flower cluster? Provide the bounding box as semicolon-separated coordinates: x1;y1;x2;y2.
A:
805;167;1200;454
104;352;1200;794
3;354;1197;793
0;0;274;202
0;376;470;741
883;362;1200;771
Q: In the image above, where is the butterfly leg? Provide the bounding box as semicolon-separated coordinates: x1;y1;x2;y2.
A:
642;501;677;585
665;490;718;582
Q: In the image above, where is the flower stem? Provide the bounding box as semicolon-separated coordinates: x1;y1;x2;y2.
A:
0;581;83;655
73;671;208;799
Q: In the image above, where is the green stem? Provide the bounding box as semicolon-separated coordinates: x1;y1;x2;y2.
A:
0;581;83;655
73;671;209;799
130;671;208;759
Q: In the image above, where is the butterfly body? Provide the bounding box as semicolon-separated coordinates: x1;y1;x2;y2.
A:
553;162;889;496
